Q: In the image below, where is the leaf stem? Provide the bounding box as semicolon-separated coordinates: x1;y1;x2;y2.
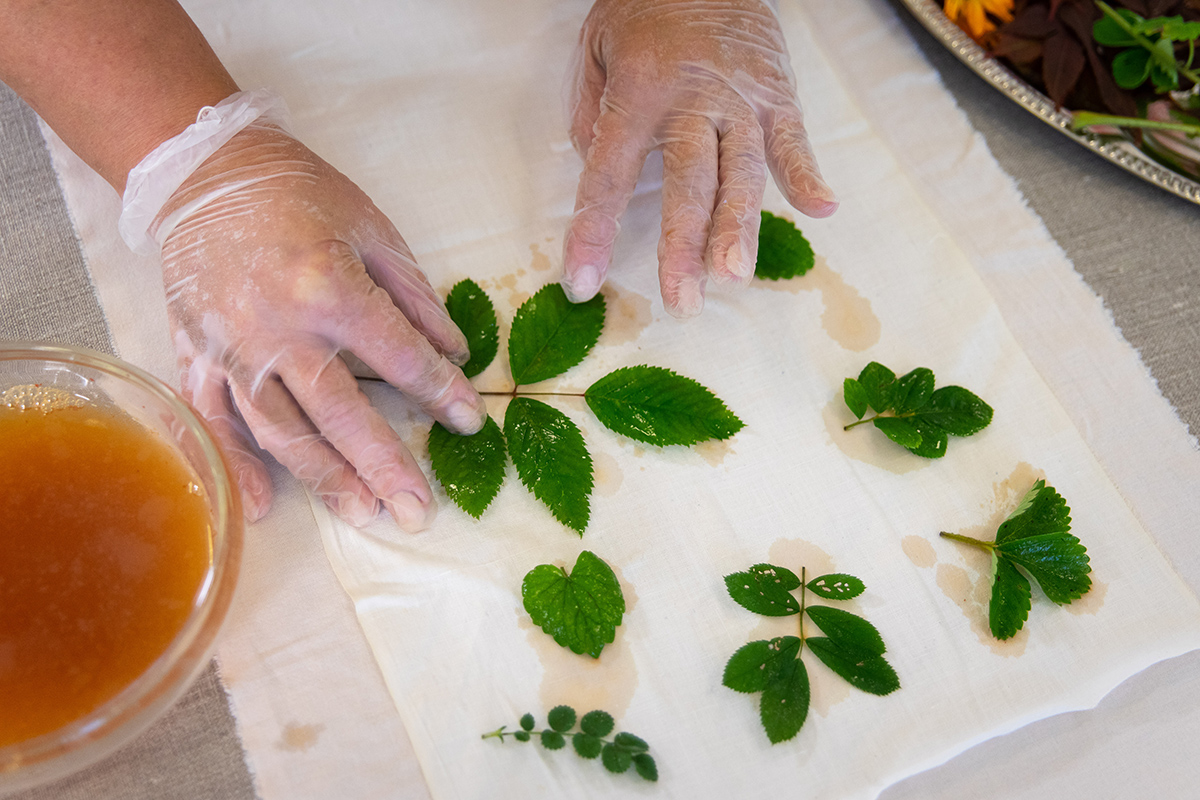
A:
481;726;508;740
843;416;877;431
1096;1;1200;85
1072;110;1200;137
798;566;808;654
478;390;586;398
939;531;995;552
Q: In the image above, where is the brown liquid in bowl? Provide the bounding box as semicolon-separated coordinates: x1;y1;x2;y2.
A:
0;402;212;747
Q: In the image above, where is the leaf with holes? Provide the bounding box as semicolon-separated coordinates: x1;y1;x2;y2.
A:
724;564;802;616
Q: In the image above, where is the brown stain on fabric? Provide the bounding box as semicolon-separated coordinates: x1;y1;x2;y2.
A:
901;535;937;569
694;437;736;467
521;562;639;716
277;722;324;752
756;255;880;352
529;242;553;272
599;284;653;347
592;451;624;497
823;397;925;475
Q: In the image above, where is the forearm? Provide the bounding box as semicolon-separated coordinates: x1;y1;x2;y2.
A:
0;0;239;192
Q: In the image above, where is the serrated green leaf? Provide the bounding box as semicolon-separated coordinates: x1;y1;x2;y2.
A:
755;210;815;280
547;705;577;732
914;385;993;437
723;637;801;693
843;378;869;419
519;713;535;732
998;534;1092;604
996;479;1071;544
579;710;614;738
444;278;499;378
584;365;744;446
504;397;592;533
805;606;887;657
612;732;649;753
541;730;566;750
806;638;901;696
806;573;866;600
892;367;935;414
508;283;605;386
513;730;531;742
427;417;507;518
990;553;1032;640
522;550;625;658
573;732;603;759
873;416;922;450
724;564;802;616
760;657;810;744
601;742;633;773
857;362;896;414
633;753;658;782
1161;18;1200;41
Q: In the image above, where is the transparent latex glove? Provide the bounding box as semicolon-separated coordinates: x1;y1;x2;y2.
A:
562;0;838;317
158;121;486;529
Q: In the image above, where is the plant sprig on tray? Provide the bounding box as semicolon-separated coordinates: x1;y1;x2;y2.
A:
483;706;657;782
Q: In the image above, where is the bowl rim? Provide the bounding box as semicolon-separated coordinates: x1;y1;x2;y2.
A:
0;342;243;791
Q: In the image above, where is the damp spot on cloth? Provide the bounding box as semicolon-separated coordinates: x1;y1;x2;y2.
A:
598;284;652;347
277;722;324;752
901;535;937;569
754;255;880;352
693;437;736;467
823;396;926;475
529;242;553;273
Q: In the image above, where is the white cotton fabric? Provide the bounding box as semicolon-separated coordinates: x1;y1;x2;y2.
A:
38;0;1200;798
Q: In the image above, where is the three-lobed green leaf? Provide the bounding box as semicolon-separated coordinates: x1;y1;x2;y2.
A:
843;362;993;459
428;417;507;519
508;283;605;386
504;397;592;533
585;365;744;446
522;550;624;658
445;278;499;378
755;210;816;280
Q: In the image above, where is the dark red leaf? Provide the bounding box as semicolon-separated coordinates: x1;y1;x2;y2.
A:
1042;31;1088;104
1001;5;1056;37
992;34;1046;64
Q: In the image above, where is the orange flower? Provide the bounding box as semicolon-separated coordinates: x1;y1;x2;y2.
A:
944;0;1014;40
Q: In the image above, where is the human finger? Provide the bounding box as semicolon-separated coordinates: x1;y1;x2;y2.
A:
566;39;607;156
762;103;837;218
656;115;719;318
708;116;767;287
561;107;652;304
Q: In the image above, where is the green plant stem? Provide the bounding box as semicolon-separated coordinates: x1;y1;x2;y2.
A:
481;726;507;740
1096;1;1200;85
797;566;808;655
478;390;586;398
939;531;995;552
844;411;914;431
1072;110;1200;136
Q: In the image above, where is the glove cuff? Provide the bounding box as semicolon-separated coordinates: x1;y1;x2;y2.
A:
119;88;292;256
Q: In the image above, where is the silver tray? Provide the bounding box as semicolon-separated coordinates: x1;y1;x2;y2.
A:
898;0;1200;205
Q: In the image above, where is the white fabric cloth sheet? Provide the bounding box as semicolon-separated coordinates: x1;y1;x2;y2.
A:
37;0;1200;798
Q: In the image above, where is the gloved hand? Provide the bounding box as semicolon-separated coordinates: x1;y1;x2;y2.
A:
562;0;837;317
152;119;486;530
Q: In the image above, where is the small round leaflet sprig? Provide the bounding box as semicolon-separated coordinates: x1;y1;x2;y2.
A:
941;478;1092;640
483;706;658;782
842;361;993;458
722;565;900;744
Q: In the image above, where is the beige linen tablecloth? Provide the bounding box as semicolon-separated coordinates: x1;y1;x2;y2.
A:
29;0;1200;797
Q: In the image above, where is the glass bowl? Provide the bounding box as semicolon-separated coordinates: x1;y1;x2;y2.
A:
0;343;242;793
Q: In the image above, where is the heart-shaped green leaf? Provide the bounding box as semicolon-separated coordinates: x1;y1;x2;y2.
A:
522;550;624;658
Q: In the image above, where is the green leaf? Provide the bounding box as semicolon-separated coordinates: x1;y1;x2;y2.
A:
805;606;886;657
612;732;650;753
723;637;802;694
995;479;1071;544
427;417;507;518
514;730;531;742
547;705;577;732
579;710;614;738
806;573;866;600
585;365;744;446
633;753;658;782
873;416;922;450
892;367;935;414
724;564;802;616
444;278;499;378
990;553;1032;640
1113;47;1152;88
998;533;1092;604
519;713;535;732
755;210;815;280
1093;10;1140;46
504;397;592;533
541;730;566;750
806;638;901;696
573;733;602;759
508;283;605;386
843;378;869;420
902;418;948;459
1161;18;1200;41
915;385;993;437
857;362;897;414
601;743;633;774
760;657;810;744
522;550;625;658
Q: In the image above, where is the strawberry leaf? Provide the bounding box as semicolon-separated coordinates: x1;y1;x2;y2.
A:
585;365;744;446
504;397;592;533
990;553;1032;641
508;283;604;386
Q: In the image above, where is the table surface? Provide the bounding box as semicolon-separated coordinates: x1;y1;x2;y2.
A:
3;2;1200;796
